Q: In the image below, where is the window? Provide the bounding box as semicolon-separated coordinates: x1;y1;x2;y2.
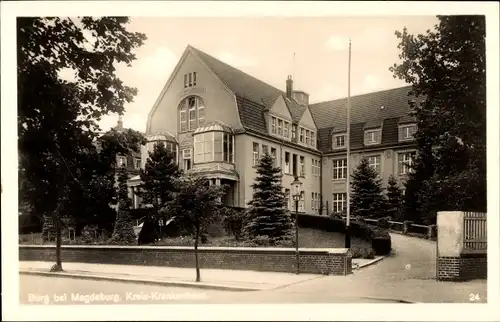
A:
311;132;316;148
193;133;213;163
299;156;305;177
184;73;197;88
312;192;321;212
117;156;127;167
284;122;289;138
305;130;310;145
400;124;417;140
271;117;276;134
134;158;141;169
312;159;320;177
253;142;260;166
332;159;347;180
180;110;187;132
365;129;381;145
316;193;321;213
285;152;291;174
284;188;291;210
198;105;205;127
334;134;345;148
223;133;233;163
299;128;305;143
277;119;283;136
292;125;297;141
271;148;277;167
332;193;347;213
367;155;381;174
293;154;298;176
262;144;269;156
183;149;192;170
299;193;305;212
179;96;205;132
398;151;416;175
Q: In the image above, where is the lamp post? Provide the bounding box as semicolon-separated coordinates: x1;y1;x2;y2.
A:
291;176;303;275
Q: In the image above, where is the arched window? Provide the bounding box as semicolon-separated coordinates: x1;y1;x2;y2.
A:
179;96;205;132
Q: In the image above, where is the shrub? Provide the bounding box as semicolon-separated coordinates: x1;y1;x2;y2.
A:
377;217;391;229
253;235;271;247
109;209;137;245
222;207;246;240
371;235;392;255
297;213;345;232
138;215;159;245
350;247;376;259
80;225;99;244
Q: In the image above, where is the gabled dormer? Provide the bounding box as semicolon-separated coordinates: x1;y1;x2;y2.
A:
296;107;318;149
268;95;293;141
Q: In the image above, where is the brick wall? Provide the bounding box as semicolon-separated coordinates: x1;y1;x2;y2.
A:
19;245;352;276
437;254;487;281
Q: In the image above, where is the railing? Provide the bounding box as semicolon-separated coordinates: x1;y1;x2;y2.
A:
463;212;487;253
340;216;436;240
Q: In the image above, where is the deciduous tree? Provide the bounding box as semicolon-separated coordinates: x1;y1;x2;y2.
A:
18;17;146;270
162;175;226;282
390;16;486;222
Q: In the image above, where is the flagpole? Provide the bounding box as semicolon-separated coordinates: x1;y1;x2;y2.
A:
345;38;352;249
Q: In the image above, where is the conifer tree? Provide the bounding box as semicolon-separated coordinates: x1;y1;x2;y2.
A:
243;154;293;243
139;142;182;208
350;157;387;219
386;175;403;221
110;165;136;244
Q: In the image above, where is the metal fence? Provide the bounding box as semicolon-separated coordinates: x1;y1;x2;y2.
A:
463;212;487;253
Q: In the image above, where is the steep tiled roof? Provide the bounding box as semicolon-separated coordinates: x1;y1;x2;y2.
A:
309;86;419;153
309;86;416;130
189;45;418;154
190;46;283;107
284;96;307;122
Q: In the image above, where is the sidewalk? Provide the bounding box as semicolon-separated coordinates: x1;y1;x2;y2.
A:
19;261;324;292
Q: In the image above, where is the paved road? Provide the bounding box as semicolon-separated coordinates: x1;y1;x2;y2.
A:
20;275;219;305
19;275;402;304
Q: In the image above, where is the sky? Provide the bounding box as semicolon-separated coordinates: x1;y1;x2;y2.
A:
98;16;439;133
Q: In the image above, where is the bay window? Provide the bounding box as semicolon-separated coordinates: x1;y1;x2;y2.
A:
194;131;235;164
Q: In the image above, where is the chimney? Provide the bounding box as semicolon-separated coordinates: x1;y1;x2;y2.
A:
286;75;293;99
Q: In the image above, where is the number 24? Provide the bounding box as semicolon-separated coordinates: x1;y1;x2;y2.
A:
469;293;480;301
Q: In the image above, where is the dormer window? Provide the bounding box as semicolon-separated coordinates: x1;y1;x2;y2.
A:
333;134;346;149
292;124;297;141
270;115;291;140
399;124;417;141
364;129;381;145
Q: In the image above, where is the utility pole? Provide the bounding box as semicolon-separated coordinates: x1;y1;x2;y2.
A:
345;38;352;249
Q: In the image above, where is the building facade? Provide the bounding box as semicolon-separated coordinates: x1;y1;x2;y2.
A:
130;45;420;215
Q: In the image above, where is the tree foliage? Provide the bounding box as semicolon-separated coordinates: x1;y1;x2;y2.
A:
162;175;227;282
139;142;182;209
110;165;136;245
390;16;486;222
17;17;146;265
386;175;403;221
350;157;387;219
243;154;293;243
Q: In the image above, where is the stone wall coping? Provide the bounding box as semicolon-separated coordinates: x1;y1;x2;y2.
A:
19;244;349;254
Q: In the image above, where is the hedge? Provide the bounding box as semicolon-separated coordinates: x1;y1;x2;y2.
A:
297;213;391;255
